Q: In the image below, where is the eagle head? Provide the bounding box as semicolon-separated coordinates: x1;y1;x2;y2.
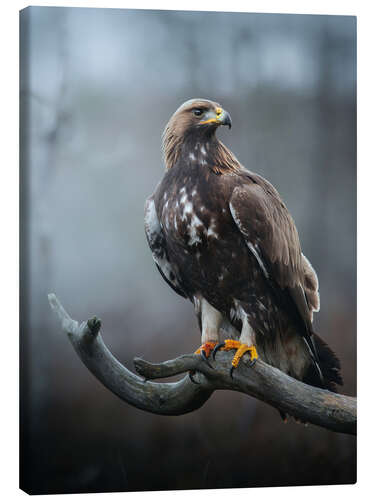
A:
167;98;232;135
162;99;232;169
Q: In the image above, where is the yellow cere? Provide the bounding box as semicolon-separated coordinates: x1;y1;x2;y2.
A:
216;107;223;117
200;118;219;124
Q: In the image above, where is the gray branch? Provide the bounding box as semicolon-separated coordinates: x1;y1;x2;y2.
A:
48;294;356;435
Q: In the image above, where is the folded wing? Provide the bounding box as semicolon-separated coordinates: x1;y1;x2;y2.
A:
229;176;322;367
144;196;187;298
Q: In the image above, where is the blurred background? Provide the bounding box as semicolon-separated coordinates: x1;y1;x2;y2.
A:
20;6;356;495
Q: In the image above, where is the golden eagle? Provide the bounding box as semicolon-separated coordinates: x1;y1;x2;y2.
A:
145;98;342;404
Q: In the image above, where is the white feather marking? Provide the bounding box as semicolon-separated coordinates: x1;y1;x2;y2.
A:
189;152;196;161
181;200;193;219
144;198;159;242
207;220;219;238
302;252;320;312
230;301;243;322
230;201;269;279
302;337;324;382
257;300;266;311
246;241;269;277
144;198;180;289
187;213;204;245
145;200;159;231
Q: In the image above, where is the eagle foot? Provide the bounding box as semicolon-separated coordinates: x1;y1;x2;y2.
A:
189;342;218;383
194;342;218;368
213;339;258;377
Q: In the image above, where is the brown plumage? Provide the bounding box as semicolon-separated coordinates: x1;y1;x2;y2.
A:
145;98;342;401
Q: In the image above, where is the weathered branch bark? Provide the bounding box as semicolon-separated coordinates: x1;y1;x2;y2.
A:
48;293;356;435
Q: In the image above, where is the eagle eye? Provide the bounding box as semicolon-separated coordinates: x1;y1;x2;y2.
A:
193;108;204;117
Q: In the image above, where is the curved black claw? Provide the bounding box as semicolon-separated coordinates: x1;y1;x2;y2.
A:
212;342;225;360
230;354;257;378
200;350;213;369
189;370;200;385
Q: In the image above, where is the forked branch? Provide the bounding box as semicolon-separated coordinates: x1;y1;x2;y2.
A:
48;294;356;435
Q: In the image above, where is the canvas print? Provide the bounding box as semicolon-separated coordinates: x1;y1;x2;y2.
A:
20;7;357;495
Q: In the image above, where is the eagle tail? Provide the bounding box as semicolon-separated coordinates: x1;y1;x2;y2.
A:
303;332;343;392
278;333;342;423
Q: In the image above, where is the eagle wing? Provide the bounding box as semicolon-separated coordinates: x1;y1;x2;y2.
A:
229;175;319;332
144;196;187;298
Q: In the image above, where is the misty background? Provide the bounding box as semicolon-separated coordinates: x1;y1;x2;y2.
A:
20;7;356;494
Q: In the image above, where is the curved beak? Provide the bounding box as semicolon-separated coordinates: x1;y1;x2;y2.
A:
200;107;232;129
219;110;232;129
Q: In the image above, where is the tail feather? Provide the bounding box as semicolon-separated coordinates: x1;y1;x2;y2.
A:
303;332;343;392
278;332;342;422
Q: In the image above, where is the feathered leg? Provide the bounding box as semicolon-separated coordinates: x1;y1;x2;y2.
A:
190;298;222;382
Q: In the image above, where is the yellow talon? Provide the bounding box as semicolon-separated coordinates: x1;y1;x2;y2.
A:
217;339;258;368
232;344;258;367
195;341;217;357
232;344;251;367
249;345;258;362
221;339;240;350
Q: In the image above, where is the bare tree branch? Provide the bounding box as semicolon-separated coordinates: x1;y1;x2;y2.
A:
48;293;356;435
